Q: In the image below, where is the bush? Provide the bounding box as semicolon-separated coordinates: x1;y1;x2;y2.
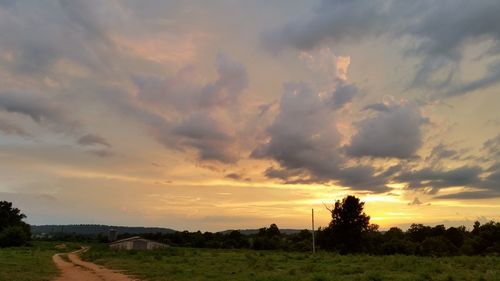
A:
0;225;30;247
381;239;416;255
419;236;457;256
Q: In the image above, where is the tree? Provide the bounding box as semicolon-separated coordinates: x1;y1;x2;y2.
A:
0;201;31;247
385;227;405;240
253;224;282;250
266;224;281;238
445;227;465;248
0;201;26;231
0;226;30;247
324;195;371;253
407;224;432;243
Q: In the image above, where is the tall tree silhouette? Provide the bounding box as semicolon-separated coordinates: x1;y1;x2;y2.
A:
0;201;31;247
324;195;370;253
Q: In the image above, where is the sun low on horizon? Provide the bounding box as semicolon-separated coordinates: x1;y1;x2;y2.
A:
0;0;499;233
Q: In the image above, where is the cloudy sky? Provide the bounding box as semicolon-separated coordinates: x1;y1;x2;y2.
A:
1;0;499;231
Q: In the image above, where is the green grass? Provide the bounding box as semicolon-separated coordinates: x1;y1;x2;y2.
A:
0;241;80;281
81;245;500;281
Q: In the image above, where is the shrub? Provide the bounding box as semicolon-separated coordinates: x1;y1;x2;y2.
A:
381;239;416;255
0;225;30;247
419;236;457;256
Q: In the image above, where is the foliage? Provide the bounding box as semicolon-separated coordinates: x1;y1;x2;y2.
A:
81;218;500;257
46;218;498;257
0;201;31;247
0;201;26;231
30;196;500;257
320;195;373;253
0;226;30;247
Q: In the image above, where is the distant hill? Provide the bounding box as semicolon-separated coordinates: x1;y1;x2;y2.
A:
31;225;307;236
219;229;307;235
31;224;176;236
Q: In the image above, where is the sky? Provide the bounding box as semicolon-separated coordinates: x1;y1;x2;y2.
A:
0;0;499;232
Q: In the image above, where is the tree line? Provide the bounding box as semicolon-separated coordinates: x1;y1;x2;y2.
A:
2;198;499;256
315;195;500;256
121;196;500;256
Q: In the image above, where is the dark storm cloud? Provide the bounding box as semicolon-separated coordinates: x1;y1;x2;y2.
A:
0;92;114;146
0;0;495;204
394;136;500;199
335;166;389;193
261;0;392;52
444;61;500;97
136;54;247;112
379;164;403;178
434;163;500;199
252;82;342;178
427;144;459;161
403;1;500;59
345;104;425;158
0;91;77;130
483;134;500;161
486;163;500;173
264;0;500;95
198;54;248;108
131;54;248;163
425;143;471;165
0;0;117;75
253;82;389;192
265;0;500;57
263;167;306;183
172;113;237;163
480;168;500;190
330;82;358;109
396;166;483;191
435;190;500;200
77;134;111;147
173;114;229;141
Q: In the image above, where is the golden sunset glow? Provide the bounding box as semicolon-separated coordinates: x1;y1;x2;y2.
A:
0;0;499;233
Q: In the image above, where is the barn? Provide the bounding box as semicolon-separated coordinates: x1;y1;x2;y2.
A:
109;236;168;250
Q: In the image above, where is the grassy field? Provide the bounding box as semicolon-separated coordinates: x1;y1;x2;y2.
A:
0;241;80;281
82;245;500;281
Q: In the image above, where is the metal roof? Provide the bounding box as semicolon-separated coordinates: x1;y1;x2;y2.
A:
109;236;148;244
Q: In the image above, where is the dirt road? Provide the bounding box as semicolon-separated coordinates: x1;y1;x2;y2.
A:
52;247;138;281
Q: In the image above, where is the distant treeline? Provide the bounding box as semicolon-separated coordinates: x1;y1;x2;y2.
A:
36;221;500;256
143;221;500;256
31;224;301;236
30;195;500;256
32;224;175;236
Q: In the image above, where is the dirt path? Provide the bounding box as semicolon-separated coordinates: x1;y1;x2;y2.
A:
52;247;138;281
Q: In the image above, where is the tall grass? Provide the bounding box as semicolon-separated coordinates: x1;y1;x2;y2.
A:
0;241;80;281
81;245;500;281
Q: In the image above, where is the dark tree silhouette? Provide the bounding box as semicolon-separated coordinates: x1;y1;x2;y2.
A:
0;201;26;231
254;224;282;250
445;226;465;248
266;223;281;237
324;195;370;253
0;201;31;247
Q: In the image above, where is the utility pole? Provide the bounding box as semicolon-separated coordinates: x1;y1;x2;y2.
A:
311;208;316;254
